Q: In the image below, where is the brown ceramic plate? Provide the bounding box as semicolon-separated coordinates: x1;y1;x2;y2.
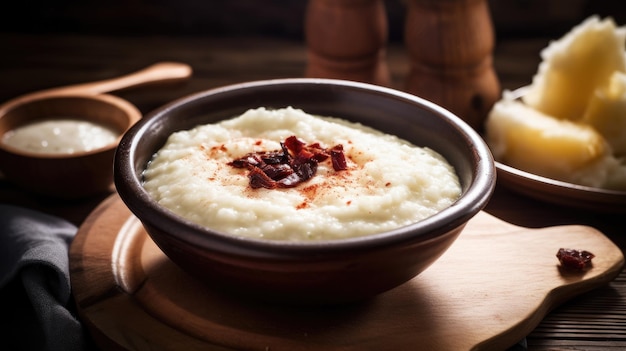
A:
495;161;626;213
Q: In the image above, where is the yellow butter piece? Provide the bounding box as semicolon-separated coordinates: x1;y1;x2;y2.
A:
486;95;607;180
582;71;626;156
522;16;626;121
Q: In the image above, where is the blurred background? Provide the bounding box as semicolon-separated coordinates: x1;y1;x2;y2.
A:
2;0;626;117
2;0;625;40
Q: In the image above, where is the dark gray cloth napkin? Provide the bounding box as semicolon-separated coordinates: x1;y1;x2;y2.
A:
0;204;86;351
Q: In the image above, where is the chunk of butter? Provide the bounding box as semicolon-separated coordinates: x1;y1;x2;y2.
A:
582;71;626;156
522;16;626;121
486;94;607;180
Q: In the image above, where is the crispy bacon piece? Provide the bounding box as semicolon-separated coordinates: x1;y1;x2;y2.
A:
229;135;347;189
330;144;347;171
556;248;595;270
283;135;305;155
248;166;278;189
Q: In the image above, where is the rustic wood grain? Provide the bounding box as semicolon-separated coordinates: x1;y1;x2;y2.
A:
69;194;624;351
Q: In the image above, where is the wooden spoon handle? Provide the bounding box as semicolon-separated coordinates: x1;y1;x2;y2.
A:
1;62;191;106
0;62;192;115
40;62;193;96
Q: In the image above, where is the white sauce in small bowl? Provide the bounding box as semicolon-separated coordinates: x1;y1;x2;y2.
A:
2;118;119;154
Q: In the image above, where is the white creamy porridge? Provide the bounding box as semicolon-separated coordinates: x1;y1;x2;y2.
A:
143;107;461;241
2;118;118;154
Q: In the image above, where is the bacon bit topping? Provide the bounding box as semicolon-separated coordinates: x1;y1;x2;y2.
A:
330;144;347;171
556;248;595;270
228;135;348;189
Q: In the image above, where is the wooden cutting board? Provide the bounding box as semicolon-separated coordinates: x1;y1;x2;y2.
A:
69;194;624;351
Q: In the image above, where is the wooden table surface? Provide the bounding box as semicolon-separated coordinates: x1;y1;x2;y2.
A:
1;32;625;350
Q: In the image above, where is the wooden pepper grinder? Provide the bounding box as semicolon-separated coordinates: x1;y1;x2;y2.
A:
304;0;391;86
404;0;500;131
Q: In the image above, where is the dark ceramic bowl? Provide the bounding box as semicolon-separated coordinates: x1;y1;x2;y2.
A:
114;78;495;304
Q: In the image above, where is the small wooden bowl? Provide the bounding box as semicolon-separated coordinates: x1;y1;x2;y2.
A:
0;62;192;199
0;93;141;198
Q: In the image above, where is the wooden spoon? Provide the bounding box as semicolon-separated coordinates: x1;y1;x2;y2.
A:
0;61;192;115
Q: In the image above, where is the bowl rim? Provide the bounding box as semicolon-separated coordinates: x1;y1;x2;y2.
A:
114;78;495;258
